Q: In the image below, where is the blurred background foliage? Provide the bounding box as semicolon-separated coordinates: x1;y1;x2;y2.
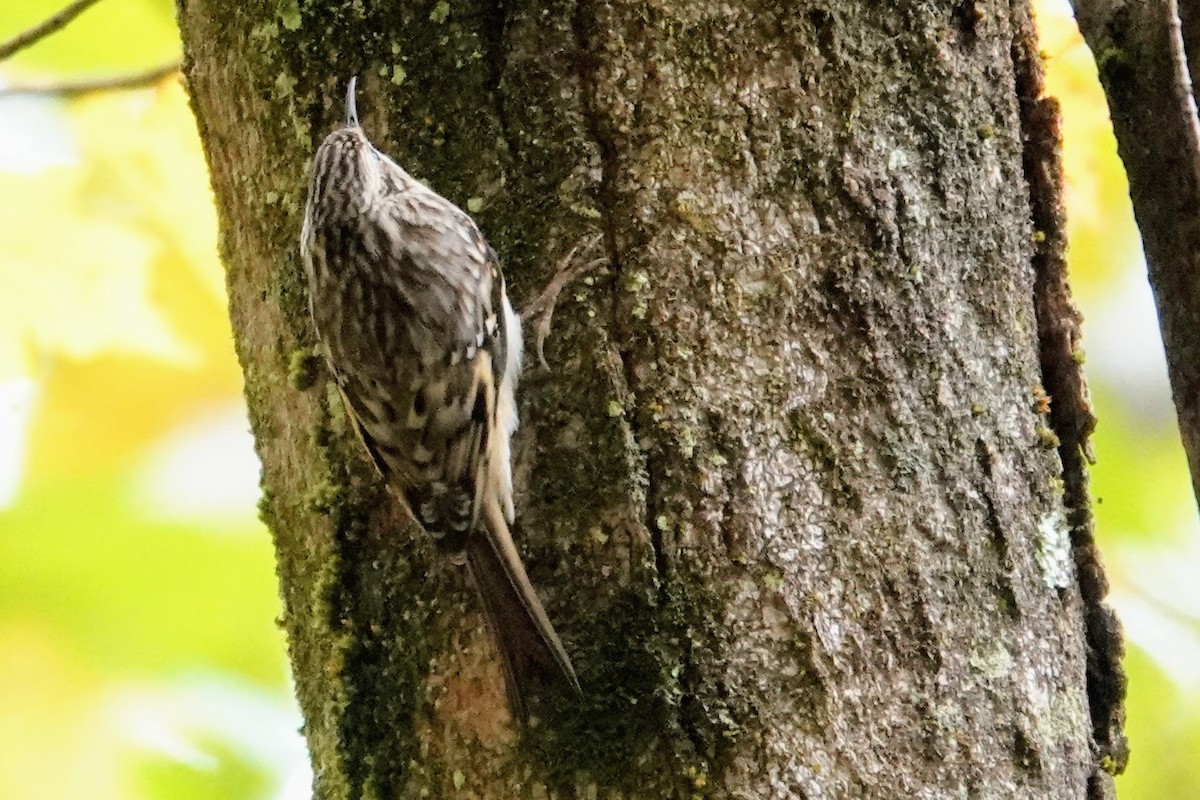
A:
0;0;1194;797
0;0;307;798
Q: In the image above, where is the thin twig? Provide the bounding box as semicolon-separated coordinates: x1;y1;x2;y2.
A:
0;61;180;98
0;0;105;62
520;233;607;368
1168;0;1200;180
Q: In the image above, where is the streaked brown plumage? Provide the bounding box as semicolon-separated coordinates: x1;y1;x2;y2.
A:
300;78;578;718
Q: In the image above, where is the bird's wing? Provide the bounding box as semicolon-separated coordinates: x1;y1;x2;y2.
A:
337;192;505;549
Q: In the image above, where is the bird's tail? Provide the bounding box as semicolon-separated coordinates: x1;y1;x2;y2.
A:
466;494;580;719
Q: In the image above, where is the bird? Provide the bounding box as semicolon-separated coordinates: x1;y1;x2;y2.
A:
300;77;579;719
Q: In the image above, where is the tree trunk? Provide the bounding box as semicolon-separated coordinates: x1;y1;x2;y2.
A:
177;0;1126;797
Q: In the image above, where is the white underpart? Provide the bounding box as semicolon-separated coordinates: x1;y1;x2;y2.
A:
494;286;522;523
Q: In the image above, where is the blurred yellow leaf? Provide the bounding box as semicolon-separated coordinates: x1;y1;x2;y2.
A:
0;82;245;481
0;622;131;800
69;82;224;301
0;165;191;379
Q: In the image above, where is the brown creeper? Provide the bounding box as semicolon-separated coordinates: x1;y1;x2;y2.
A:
300;78;579;717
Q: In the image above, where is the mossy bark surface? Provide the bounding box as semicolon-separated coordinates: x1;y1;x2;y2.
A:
177;0;1122;797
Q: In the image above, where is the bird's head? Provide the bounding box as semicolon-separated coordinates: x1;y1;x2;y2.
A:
305;77;392;218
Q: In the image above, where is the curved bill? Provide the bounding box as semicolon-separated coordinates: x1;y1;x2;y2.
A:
346;76;359;127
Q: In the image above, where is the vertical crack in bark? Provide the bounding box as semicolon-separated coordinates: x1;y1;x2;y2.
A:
570;1;623;284
568;0;722;780
976;438;1020;618
480;0;518;165
568;0;665;590
1010;4;1128;789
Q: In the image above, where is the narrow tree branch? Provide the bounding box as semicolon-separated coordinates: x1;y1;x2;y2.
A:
0;0;104;62
1167;0;1200;177
0;61;180;98
1072;0;1200;508
1179;0;1200;102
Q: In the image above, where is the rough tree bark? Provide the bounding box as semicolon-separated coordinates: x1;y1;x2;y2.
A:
177;0;1126;797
